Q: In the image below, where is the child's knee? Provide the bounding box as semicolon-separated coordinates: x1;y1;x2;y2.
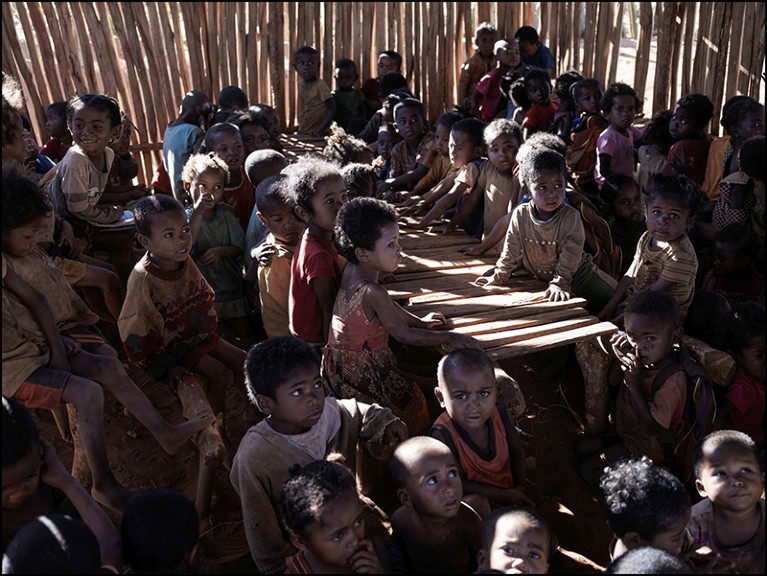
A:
65;375;105;408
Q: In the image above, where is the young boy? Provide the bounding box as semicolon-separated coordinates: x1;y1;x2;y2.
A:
332;58;367;134
458;22;498;110
514;25;555;78
521;68;559;139
361;50;403;119
472;38;521;122
388;435;483;574
431;348;532;519
688;430;765;574
293;45;336;137
477;505;554;574
230;335;407;574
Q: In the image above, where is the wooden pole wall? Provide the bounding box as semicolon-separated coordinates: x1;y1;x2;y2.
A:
3;2;762;185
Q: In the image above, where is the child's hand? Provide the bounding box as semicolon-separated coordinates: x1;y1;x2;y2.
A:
443;333;482;353
348;539;385;574
475;274;500;287
40;438;70;489
61;336;82;356
421;312;447;328
383;419;409;447
459;245;483;256
193;191;215;215
197;247;224;267
252;242;277;267
130;184;150;200
57;220;81;259
545;284;571;302
382;189;400;203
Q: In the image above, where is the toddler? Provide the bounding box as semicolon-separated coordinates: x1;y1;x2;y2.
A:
361;50;403;119
521;68;559;139
477;505;553;574
431;348;532;517
458;21;497;109
280;458;391;573
294;45;336;137
287;155;347;346
332;58;367;133
551;69;584;143
229;109;272;156
249;102;284;152
701;223;764;306
324;197;480;435
388;435;483;573
476;147;615;315
39;100;72;162
514;25;555;78
566;79;607;196
594;82;644;190
599;174;646;277
243;148;289;265
473;38;521;122
688;430;764;574
371;122;400;181
661;93;714;186
230;335;406;573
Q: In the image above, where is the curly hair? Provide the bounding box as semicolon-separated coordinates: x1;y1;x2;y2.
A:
600;174;640;214
180;152;229;187
216;85;248;112
601;82;642;116
202;121;242;152
323;125;372;166
599;456;690;541
674;93;714;129
2;396;40;470
523;68;552;94
645;173;706;218
334;197;396;263
605;546;690;574
483;118;523;147
624;289;680;328
132;193;185;237
720;96;764;143
2;161;52;231
554;69;584;110
67;93;122;128
342;163;378;199
570;78;603;107
692;429;758;480
2;73;25;148
279;459;358;538
283;154;343;216
474;21;497;45
643;109;675;151
517;146;566;187
243;336;321;402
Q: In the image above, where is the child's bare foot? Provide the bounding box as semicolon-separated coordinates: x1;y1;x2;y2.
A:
50;405;72;443
156;411;216;455
92;478;133;514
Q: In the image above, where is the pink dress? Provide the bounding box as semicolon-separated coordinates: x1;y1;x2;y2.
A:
322;282;430;434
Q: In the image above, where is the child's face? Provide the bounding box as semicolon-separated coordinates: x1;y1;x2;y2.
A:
189;167;226;204
2;215;47;258
45;109;69;139
610;183;643;223
575;85;602;115
435;364;497;433
528;168;567;220
695;441;764;514
70;106;120;159
241;123;271;155
334;65;358;90
476;31;497;57
377;131;396;159
732;108;765;141
361;222;402;274
2;112;26;164
645;194;691;244
377;55;400;78
2;441;41;510
526;78;551;106
394;106;425;143
481;514;550;574
734;335;765;383
518;39;538;59
434;123;452;157
137;208;193;271
711;242;748;277
301;175;347;233
258;202;305;246
257;363;326;435
668;105;703;140
294;492;367;570
207;130;245;172
448;130;480;169
624;313;679;368
487;133;520;173
399;448;463;520
605;94;637;131
294;53;319;81
640;509;691;555
263;108;282;139
496;41;521;69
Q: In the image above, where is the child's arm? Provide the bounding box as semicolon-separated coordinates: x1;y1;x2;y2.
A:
58;154;124;224
309;97;337;137
380;163;430;195
187;194;211;243
442;180;485;233
311;276;338;343
475;210;522;286
597;153;614;182
403;172;458;215
40;438;123;570
459;212;511;256
415;180;470;228
613;344;663;434
597;274;632;322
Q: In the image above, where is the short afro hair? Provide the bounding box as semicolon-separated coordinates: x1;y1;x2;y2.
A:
133;193;186;237
334;197;397;263
624;289;680;329
243;336;321;402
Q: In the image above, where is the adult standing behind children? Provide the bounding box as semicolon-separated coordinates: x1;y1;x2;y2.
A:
514;26;555;78
294;45;336;137
458;22;497;112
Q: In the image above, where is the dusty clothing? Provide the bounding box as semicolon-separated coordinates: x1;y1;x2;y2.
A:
118;253;220;381
389;132;437;179
522;101;559;133
458;52;495;105
221;167;256;233
475;68;506;122
594;125;644;189
298;78;333;134
412;155;455;197
162;123;204;203
229;397;400;574
258;235;296;338
723;367;764;448
661;136;712;186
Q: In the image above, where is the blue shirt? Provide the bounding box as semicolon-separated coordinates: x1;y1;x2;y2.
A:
521;44;555;70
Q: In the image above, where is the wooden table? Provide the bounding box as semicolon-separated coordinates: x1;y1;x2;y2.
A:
280;134;326;160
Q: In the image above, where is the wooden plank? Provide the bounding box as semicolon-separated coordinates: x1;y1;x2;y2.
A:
397;249;495;273
470;317;599;348
486;321;618;361
404;283;510;305
608;2;624;85
40;3;73;97
709;2;732;134
385;263;495;284
406;288;551;316
398;232;479;250
725;2;745;103
448;297;590;328
451;307;589;336
388;274;540;301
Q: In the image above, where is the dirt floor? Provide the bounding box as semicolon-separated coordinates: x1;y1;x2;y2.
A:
34;322;614;573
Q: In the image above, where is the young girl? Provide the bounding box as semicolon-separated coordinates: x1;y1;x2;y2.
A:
700;223;764;306
637;109;675;195
229;110;272;157
342;163;378;200
249;103;284;153
594;82;645;190
183;152;256;339
600;174;646;277
287;155;347;347
279;458;391;574
520;68;559;140
323;125;376;167
39;100;72;163
476;147;615;315
323;197;481;435
661;93;714;186
551;69;584;144
598;174;704;326
566;77;607;202
370;123;400;181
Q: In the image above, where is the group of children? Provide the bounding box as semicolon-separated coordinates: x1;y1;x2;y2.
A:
2;16;764;574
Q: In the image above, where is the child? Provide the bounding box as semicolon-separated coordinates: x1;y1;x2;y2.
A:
598;175;703;325
323;125;376;166
472;38;520;122
661;93;714;186
604;546;692;574
229;109;272;156
121;489;200;574
458;22;497;110
514;25;555;78
287;155;347;347
361;50;403;120
203;121;254;233
637;109;676;196
388;435;483;573
477;505;553;574
2;396;122;569
118;194;248;446
294;45;336;137
323;197;481;435
378;98;436;195
714;303;764;450
332;58;367;134
598;456;692;562
431;348;532;516
342;162;379;200
476;147;615;315
279;458;391;573
599;174;646;277
253;175;305;338
182;152;255;339
212;84;248;124
521;68;559;140
700;223;764;307
594;82;645;190
551;70;584;144
249;102;285;153
3;165;209;513
39;100;72;163
688;430;764;574
579;290;691;482
101;113;149;206
230;335;407;574
160;89;212;204
371;122;400;181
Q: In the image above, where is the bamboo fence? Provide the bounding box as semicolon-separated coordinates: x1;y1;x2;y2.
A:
3;2;764;185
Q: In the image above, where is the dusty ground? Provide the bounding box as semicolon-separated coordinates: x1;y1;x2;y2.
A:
33;319;614;574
